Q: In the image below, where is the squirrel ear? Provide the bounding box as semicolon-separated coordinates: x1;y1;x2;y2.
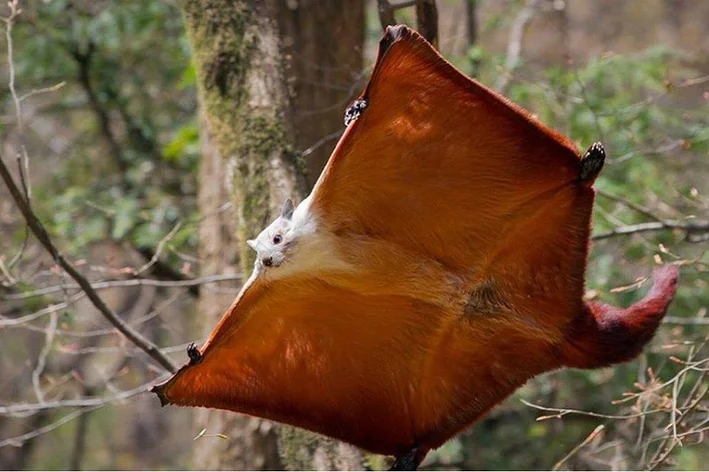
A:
247;239;257;251
281;198;295;220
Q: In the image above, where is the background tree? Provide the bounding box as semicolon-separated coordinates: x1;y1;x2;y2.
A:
182;0;364;469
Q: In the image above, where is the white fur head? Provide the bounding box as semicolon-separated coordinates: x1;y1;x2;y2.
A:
247;199;297;270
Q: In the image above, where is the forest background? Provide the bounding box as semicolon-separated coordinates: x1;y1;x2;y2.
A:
0;0;707;470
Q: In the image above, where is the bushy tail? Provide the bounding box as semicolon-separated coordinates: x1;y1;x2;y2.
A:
563;265;679;369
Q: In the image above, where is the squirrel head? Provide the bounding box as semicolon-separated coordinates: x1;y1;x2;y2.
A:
247;199;296;270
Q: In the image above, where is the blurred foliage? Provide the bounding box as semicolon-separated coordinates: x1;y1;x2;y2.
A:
11;0;199;263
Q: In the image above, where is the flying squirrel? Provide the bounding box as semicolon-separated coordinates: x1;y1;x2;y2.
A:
153;25;679;470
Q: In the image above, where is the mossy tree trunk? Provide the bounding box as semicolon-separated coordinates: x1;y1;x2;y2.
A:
192;108;283;470
182;0;364;469
183;0;307;272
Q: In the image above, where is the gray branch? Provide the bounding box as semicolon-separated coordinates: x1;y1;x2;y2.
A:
0;152;177;373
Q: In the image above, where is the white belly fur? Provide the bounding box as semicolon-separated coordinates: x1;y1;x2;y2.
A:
260;196;465;310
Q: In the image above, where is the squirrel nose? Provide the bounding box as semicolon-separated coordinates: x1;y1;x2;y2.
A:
262;257;273;267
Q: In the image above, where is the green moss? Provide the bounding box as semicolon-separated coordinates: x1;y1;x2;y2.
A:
182;0;253;100
235;114;292;269
183;0;254;163
182;0;295;274
182;3;336;468
277;426;364;471
277;426;323;471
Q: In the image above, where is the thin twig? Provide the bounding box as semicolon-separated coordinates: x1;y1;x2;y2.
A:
596;189;666;223
51;290;185;338
31;311;57;403
18;81;66;102
495;0;540;93
0;152;177;373
0;256;17;285
301;130;342;158
133;221;182;276
521;399;665;421
50;340;202;357
3;0;22;130
2;0;31;270
0;407;101;448
0;377;166;416
0;292;85;327
377;0;417;29
663;316;709;325
592;220;709;241
552;425;605;471
612;359;709;405
3;273;242;301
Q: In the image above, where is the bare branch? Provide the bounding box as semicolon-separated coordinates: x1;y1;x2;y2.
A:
18;81;66;102
0;256;18;285
3;0;22;130
377;0;417;30
553;425;605;471
133;245;201;296
133;221;183;276
0;292;85;327
31;311;57;403
2;0;31;269
415;0;438;46
301;130;342;158
0;153;177;373
591;219;709;241
3;273;242;301
0;379;164;416
596;189;666;223
663;316;709;325
69;41;128;175
520;399;666;421
495;0;540;93
0;407;100;448
55;290;185;338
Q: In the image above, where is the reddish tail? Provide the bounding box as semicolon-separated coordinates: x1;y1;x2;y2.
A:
563;265;680;369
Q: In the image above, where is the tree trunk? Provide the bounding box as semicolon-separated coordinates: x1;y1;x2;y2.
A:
182;0;364;469
193;110;282;470
277;0;365;187
184;1;301;469
183;0;307;271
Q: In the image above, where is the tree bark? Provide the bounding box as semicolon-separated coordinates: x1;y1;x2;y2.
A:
277;0;365;188
465;0;478;48
182;0;364;469
193;110;282;470
183;0;307;273
183;1;299;469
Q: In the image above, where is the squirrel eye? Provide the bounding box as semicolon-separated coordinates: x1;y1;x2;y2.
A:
272;234;283;245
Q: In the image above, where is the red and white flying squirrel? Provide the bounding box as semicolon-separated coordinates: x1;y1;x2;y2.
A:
153;25;679;470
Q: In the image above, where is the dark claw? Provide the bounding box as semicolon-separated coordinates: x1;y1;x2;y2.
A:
390;448;421;471
344;99;368;126
187;343;203;365
580;141;605;181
